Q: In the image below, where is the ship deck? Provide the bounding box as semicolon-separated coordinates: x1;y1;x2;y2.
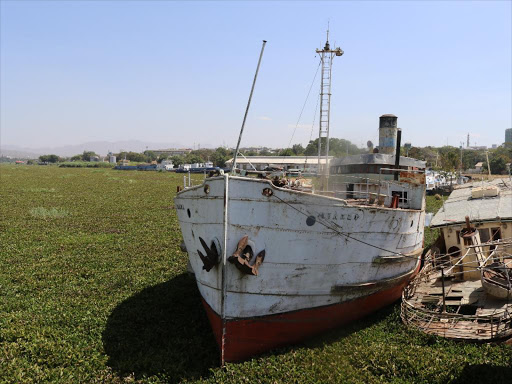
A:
401;262;512;341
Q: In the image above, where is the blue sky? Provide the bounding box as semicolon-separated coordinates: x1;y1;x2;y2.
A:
1;0;511;150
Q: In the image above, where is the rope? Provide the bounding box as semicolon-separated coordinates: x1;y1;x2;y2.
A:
281;61;321;161
271;192;419;259
272;190;512;262
305;93;321;166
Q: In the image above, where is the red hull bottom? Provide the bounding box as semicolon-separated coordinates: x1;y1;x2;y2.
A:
201;275;414;362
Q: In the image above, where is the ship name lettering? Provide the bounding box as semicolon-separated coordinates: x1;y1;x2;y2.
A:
176;204;184;210
316;212;360;221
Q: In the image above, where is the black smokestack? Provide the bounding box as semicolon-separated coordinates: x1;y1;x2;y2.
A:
394;128;402;181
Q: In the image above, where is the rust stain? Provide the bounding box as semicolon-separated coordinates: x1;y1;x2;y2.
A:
400;171;425;184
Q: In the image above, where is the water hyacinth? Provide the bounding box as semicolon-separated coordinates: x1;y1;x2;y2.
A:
0;164;511;383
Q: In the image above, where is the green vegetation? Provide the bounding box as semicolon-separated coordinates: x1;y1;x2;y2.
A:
59;161;113;168
407;143;512;175
304;137;362;157
1;165;511;383
29;206;69;218
38;154;61;163
424;195;445;250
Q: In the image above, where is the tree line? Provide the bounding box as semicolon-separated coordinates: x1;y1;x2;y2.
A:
36;140;512;174
406;143;512;174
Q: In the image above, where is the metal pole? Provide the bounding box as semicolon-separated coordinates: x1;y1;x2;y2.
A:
378;169;382;205
459;143;463;179
441;268;446;313
366;177;369;204
325;54;334;191
317;51;324;174
394;129;402;181
220;174;229;366
231;40;267;175
485;151;491;179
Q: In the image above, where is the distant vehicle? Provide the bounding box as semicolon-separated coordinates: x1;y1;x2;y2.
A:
175;166;221;174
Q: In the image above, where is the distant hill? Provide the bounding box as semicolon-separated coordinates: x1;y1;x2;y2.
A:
1;140;188;158
0;148;41;159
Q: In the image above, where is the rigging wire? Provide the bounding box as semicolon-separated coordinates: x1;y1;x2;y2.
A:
280;61;321;160
303;94;321;166
271;193;420;259
271;190;512;261
308;94;321;149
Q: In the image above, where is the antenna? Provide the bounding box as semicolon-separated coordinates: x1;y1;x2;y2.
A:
316;30;343;189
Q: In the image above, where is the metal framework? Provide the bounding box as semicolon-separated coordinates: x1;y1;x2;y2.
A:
316;31;343;186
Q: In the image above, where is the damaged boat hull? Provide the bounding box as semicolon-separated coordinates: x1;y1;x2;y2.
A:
175;175;424;362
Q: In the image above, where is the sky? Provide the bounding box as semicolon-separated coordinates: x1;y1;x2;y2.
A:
1;0;511;150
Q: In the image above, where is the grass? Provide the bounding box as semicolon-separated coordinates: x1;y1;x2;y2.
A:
1;165;511;383
424;194;445;250
29;207;69;218
58;161;114;168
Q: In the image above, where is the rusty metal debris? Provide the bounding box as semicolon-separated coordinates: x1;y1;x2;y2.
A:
208;169;223;177
228;235;266;276
389;194;399;208
271;176;288;188
197;237;220;272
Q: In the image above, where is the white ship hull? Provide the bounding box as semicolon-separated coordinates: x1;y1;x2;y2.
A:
175;175;425;361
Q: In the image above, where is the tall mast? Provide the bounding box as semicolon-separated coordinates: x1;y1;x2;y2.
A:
316;29;343;186
231;40;267;175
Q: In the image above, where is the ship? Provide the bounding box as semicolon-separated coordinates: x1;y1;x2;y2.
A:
401;179;512;341
175;36;427;362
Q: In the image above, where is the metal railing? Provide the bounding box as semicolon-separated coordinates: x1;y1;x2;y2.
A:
318;173;422;206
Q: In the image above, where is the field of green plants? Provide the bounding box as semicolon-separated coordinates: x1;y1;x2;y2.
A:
1;164;511;383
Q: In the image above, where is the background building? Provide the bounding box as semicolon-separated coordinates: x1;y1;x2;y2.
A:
506;128;512;143
152;148;193;157
225;156;331;172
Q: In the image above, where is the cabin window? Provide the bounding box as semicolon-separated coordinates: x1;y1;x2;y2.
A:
491;227;502;241
489;228;502;251
347;184;354;199
448;246;461;257
391;191;408;203
455;230;460;245
479;228;490;243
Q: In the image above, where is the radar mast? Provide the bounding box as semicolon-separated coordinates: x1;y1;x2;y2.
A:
316;28;343;188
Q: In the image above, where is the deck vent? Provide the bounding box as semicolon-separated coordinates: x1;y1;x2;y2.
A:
471;186;499;199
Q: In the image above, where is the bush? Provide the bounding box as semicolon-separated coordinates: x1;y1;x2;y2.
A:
58;162;113;168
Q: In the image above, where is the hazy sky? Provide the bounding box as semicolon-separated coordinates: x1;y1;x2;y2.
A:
1;0;511;150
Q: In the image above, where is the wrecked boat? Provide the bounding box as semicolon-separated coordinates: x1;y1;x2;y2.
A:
175;37;426;362
402;179;512;341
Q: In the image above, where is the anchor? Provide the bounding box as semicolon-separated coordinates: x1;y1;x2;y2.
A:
228;235;265;276
197;237;220;272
